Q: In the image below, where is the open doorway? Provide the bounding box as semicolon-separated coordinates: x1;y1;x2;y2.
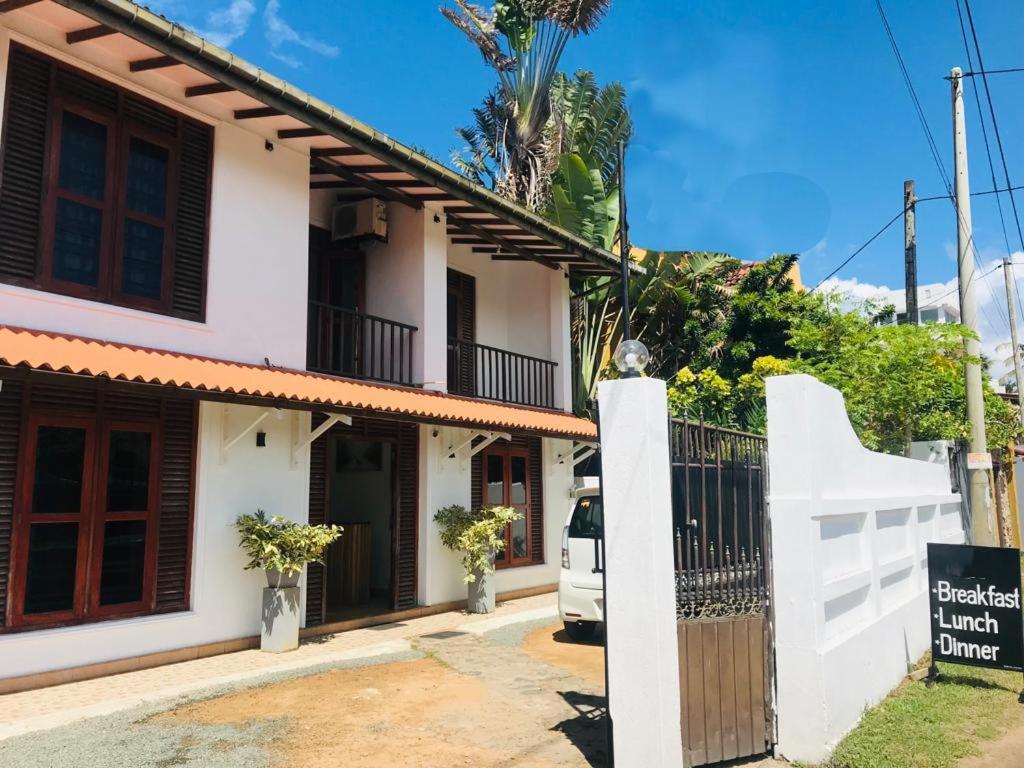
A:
305;414;418;628
323;435;395;621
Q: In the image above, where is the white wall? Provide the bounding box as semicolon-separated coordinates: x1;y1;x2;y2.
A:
448;240;572;410
305;196;574;408
416;426;574;605
598;376;684;767
0;402;313;680
767;375;964;763
307;198;449;390
0;30;311;370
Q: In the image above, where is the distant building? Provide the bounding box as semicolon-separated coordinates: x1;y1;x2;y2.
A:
872;283;960;326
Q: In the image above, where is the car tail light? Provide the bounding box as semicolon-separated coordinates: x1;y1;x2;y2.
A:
561;526;570;569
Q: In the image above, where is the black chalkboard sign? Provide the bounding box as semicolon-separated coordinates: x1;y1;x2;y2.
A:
928;543;1023;672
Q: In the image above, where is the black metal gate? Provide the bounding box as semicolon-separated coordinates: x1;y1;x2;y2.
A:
670;417;775;766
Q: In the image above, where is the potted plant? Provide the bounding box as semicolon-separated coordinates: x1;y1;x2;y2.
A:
235;510;341;652
434;504;521;614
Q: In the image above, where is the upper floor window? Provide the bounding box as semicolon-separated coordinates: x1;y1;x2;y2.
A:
0;45;212;320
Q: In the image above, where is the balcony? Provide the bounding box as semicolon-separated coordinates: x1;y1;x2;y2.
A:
308;301;417;386
447;338;557;410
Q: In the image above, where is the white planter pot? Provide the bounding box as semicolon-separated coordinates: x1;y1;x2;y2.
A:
261;577;301;653
467;568;495;614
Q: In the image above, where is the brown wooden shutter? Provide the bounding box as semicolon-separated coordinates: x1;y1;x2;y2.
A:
305;413;328;626
471;445;482;511
173;121;212;320
0;380;24;628
155;398;197;610
527;436;544;564
394;422;419;609
0;45;210;319
55;65;117;109
447;269;476;394
0;47;51;283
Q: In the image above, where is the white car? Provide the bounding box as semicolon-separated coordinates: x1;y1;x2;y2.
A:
558;478;604;642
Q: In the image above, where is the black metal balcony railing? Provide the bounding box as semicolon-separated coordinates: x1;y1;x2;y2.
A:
308;301;417;386
447;338;557;409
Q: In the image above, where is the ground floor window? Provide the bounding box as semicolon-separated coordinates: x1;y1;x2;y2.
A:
475;436;544;569
0;379;196;632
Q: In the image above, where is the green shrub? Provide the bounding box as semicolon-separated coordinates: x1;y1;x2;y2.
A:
434;504;521;583
235;510;342;576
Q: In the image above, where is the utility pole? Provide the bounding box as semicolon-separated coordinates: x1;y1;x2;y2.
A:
951;66;996;545
1003;257;1024;427
903;180;918;324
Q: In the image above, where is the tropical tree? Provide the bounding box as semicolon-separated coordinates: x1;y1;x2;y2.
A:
786;300;1021;454
715;254;829;380
444;0;612;210
626;249;736;378
569;250;733;414
546;70;631;248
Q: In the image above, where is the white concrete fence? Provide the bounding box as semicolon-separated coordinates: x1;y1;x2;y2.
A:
767;375;964;763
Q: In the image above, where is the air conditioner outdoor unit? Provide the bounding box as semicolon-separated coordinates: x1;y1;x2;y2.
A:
331;198;388;242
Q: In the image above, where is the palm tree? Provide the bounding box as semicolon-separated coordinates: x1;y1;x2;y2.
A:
444;0;612;210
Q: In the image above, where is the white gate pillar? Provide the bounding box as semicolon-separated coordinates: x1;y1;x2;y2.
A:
598;376;684;767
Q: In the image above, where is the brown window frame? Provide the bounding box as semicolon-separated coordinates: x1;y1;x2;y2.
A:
0;44;211;321
480;444;534;568
40;94;181;314
8;411;162;629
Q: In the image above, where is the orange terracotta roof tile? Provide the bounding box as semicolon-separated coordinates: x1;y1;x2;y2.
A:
0;326;597;441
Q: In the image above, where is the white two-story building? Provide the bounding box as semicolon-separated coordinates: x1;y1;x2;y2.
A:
0;0;617;689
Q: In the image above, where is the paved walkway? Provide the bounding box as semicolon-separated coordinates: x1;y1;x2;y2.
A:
0;593;558;741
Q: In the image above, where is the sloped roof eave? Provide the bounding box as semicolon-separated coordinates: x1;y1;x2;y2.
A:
0;326;598;441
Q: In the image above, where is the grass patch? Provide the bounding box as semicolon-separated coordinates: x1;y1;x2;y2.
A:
811;662;1023;768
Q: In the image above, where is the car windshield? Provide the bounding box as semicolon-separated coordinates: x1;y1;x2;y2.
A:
568;495;603;539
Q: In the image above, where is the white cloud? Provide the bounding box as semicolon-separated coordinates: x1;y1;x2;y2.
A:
200;0;256;47
815;275;896;309
264;0;339;67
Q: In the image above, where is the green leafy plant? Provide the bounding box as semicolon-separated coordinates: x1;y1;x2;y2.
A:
548;152;618;249
235;510;342;576
444;0;612;209
434;504;522;583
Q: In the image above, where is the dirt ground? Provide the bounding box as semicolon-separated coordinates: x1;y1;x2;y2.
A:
0;618;609;768
520;624;606;687
158;619;608;768
957;700;1024;768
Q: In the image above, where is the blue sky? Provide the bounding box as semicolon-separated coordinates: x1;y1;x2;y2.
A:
147;1;1024;358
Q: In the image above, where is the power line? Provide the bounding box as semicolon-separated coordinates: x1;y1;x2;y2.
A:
817;2;1018;334
955;0;1014;260
962;0;1024;254
875;0;953;193
875;1;1008;333
962;67;1024;77
954;0;1024;323
918;261;1006;310
916;184;1024;203
813;207;906;290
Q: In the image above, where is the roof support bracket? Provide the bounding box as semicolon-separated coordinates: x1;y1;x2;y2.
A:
291;413;352;469
447;430;511;460
556;441;600;467
221;407;275;464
